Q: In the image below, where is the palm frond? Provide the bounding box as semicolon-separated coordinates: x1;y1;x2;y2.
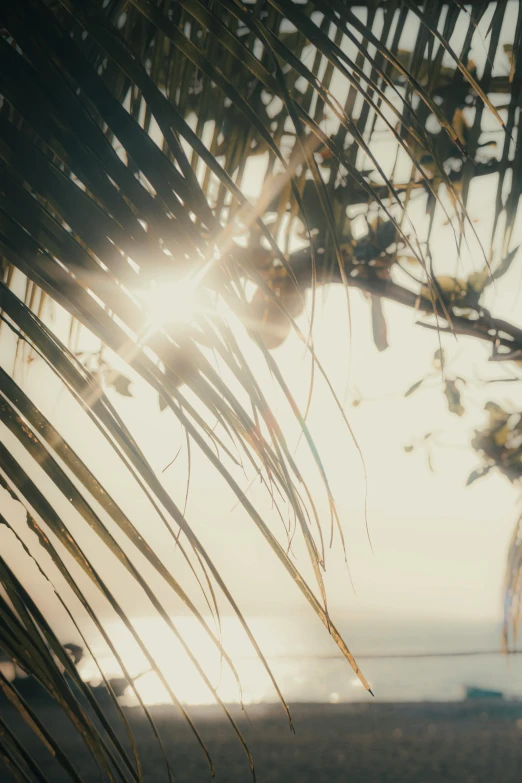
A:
0;0;521;779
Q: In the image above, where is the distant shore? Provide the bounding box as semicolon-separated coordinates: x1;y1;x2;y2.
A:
3;699;522;782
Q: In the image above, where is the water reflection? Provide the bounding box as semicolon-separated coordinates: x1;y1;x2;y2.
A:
2;616;522;707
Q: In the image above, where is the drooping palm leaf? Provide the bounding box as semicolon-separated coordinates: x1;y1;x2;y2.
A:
0;1;521;780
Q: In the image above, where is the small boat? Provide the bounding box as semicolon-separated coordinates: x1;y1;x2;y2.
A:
464;685;504;700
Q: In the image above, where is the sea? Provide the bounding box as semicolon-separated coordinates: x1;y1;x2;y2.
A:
11;614;520;707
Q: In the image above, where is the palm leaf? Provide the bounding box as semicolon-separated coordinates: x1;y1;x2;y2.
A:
0;1;521;779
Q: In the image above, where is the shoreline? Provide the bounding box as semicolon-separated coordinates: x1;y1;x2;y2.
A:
3;699;522;781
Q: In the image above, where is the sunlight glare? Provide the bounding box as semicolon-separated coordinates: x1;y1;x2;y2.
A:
139;278;199;331
94;616;289;707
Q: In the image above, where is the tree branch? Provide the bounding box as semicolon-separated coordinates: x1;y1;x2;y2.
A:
288;248;522;359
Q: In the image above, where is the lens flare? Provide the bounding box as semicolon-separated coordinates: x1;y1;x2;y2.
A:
139;278;199;331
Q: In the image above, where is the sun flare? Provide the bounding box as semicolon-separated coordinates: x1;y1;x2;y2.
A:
138;277;200;332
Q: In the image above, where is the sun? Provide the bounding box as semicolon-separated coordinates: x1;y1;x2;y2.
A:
137;277;201;333
134;245;224;337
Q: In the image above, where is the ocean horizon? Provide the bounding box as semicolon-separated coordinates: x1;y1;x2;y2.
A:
4;614;520;707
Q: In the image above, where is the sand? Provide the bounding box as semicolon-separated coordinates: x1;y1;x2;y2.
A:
3;699;522;782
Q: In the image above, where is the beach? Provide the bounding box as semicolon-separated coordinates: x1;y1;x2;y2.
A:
3;700;522;782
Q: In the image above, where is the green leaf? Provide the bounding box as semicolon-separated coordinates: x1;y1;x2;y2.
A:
492;246;519;283
108;373;133;397
466;466;492;486
370;295;388;352
405;378;424;397
444;379;465;417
